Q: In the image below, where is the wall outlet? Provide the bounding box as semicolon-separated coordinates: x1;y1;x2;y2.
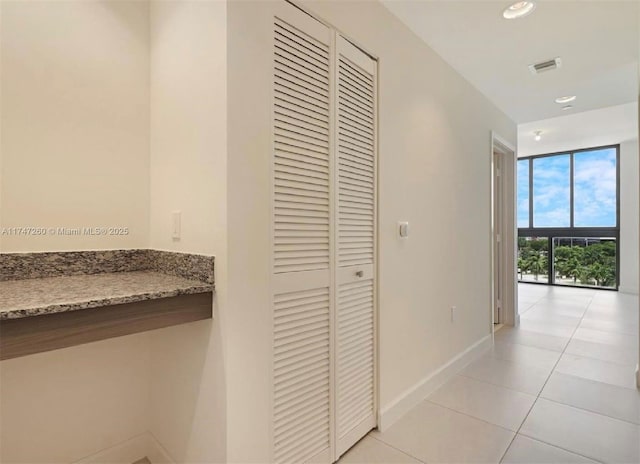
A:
172;211;181;240
450;305;456;323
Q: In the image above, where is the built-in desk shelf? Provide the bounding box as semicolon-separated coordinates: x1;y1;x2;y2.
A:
0;250;214;360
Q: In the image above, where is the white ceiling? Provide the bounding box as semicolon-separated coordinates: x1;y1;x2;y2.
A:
518;102;638;156
381;0;639;123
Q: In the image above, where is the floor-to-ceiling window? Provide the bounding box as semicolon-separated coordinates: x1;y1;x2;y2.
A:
517;145;619;289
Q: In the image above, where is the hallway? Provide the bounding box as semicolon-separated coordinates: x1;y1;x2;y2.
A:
340;284;640;463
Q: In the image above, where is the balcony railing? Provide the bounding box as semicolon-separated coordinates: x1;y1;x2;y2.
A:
518;236;617;290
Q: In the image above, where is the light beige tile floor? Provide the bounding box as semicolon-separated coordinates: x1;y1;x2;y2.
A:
565;337;638;366
132;458;151;464
339;436;422;464
501;435;598;464
428;375;536;431
339;284;640;463
369;402;515;463
555;353;638;389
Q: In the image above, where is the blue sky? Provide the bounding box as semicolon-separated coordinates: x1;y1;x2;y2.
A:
518;148;616;228
573;148;617;227
533;155;571;227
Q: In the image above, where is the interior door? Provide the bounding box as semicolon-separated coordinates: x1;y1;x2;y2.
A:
334;35;377;459
271;5;333;463
493;152;502;324
270;5;378;462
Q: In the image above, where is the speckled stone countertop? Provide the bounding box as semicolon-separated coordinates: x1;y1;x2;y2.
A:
0;271;213;320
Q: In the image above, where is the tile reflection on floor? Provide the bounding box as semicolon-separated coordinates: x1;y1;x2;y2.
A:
338;284;639;464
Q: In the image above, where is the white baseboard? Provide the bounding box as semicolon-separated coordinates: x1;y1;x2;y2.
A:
377;334;492;431
74;432;175;464
74;434;148;464
619;286;639;295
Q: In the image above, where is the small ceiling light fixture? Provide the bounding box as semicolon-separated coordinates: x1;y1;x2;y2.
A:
555;95;577;104
562;105;574;111
534;130;542;141
503;1;536;19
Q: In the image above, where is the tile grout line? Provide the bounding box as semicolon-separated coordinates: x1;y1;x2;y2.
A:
550;355;640;390
515;433;604;464
495;289;553;462
491;338;566;353
366;434;426;463
497;290;598;463
457;371;548;397
423;399;517;433
537;395;640;427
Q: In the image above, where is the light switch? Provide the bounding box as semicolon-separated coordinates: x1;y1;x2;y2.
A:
172;211;181;240
398;221;409;238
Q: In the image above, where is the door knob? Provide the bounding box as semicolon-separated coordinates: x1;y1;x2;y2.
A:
355;270;364;278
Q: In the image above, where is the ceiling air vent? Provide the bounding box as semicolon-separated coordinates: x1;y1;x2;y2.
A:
528;57;562;75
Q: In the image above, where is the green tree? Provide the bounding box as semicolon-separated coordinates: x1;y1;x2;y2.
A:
581;242;616;287
529;238;548;252
565;256;581;283
578;262;614;287
578;266;593;286
526;253;547;281
554;245;572;278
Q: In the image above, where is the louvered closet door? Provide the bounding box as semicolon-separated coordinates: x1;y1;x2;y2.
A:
271;4;333;464
334;36;377;459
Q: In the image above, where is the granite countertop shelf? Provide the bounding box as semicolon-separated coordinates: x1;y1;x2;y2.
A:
0;271;213;320
0;250;214;360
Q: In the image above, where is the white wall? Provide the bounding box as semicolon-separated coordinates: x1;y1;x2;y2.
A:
0;334;151;463
636;6;640;388
0;0;150;252
0;2;153;463
621;139;640;294
0;1;229;462
147;1;227;462
2;1;517;462
226;2;273;460
226;1;515;461
149;0;226;256
517;104;639;294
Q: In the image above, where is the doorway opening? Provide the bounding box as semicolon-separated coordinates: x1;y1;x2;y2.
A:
491;132;518;330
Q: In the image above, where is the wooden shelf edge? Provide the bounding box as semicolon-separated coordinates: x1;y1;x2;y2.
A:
0;292;213;360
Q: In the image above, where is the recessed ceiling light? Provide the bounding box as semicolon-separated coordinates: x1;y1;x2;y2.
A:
534;130;542;141
555;96;577;104
503;1;536;19
562;105;573;111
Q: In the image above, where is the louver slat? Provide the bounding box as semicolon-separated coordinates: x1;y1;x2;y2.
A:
273;17;331;275
273;287;330;464
336;279;374;438
273;13;332;464
337;56;375;269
